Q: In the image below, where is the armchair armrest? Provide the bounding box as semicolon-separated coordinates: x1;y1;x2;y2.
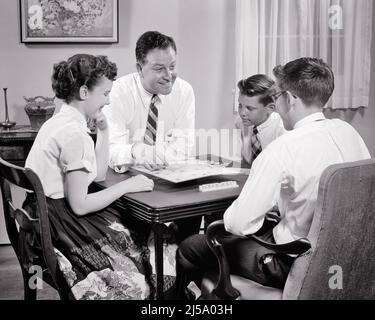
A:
205;220;240;300
205;218;311;300
250;234;311;255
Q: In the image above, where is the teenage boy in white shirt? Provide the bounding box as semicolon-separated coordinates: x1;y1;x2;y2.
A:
235;74;285;167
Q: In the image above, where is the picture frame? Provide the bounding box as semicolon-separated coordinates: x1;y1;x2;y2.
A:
20;0;118;43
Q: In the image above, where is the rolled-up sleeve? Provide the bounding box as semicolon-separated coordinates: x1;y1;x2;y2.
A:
60;137;93;174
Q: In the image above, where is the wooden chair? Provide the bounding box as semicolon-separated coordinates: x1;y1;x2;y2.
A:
0;157;71;300
202;158;375;299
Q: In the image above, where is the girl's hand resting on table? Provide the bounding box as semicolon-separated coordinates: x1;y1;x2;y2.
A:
125;174;154;193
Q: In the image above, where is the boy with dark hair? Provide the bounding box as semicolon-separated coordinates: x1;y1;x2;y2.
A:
235;74;285;167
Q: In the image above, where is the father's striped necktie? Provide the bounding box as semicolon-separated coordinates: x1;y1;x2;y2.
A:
144;94;158;145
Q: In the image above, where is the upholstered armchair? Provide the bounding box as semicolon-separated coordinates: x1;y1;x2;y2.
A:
201;159;375;299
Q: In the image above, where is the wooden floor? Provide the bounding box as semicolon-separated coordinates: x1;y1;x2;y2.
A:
0;245;59;300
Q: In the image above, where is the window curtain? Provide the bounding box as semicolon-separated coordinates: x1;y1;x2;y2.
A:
235;0;373;109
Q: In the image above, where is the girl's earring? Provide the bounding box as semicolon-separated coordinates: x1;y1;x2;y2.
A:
79;85;88;100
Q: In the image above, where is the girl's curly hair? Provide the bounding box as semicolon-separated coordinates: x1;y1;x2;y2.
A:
51;54;117;103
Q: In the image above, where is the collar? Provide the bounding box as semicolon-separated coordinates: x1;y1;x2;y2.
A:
60;104;90;133
255;112;277;132
134;73;164;108
294;112;326;129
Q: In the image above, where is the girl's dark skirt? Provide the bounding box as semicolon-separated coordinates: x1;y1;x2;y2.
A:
19;194;177;300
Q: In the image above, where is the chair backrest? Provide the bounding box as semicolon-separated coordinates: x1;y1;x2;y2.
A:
284;158;375;299
0;157;69;299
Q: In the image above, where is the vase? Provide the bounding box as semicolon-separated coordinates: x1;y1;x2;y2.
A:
24;96;55;130
1;88;16;130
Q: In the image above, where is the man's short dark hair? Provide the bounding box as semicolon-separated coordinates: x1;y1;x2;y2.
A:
136;31;177;64
273;57;334;107
237;74;276;106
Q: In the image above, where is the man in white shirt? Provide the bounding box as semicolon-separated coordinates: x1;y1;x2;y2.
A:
176;57;370;293
103;31;200;248
102;31;195;173
235;74;285;167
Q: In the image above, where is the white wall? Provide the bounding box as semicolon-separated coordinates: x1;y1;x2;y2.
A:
177;0;236;129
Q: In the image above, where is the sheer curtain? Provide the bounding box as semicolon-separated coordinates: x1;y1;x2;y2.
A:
235;0;373;109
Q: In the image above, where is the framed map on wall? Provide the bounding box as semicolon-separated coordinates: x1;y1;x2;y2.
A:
20;0;118;43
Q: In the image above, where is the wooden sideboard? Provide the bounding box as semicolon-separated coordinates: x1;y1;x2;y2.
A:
0;125;37;165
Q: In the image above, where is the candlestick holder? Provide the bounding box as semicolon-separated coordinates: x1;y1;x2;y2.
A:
1;88;16;130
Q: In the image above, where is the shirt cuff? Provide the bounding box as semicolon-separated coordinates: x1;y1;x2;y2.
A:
108;143;135;172
62;159;93;173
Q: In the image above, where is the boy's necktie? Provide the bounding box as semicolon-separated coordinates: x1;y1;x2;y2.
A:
144;94;158;145
251;126;262;160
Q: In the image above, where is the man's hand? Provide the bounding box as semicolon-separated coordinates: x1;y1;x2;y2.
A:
132;142;168;170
